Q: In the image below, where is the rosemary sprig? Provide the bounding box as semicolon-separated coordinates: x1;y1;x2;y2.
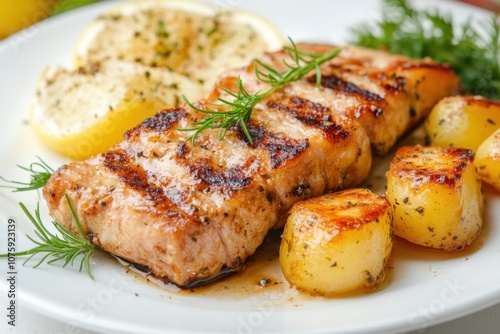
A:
0;156;53;192
350;0;500;99
0;194;95;279
179;39;341;144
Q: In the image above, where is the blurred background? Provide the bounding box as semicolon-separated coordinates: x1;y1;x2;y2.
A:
0;0;498;41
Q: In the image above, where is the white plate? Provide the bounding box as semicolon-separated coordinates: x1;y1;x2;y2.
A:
1;0;499;333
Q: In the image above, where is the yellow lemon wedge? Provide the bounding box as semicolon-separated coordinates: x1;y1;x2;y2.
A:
30;61;202;160
30;0;285;160
0;0;56;39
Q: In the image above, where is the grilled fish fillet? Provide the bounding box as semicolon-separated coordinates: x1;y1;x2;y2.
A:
43;44;460;287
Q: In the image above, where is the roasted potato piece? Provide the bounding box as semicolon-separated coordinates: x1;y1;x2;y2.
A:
425;95;500;151
475;128;500;191
386;145;484;251
279;188;392;296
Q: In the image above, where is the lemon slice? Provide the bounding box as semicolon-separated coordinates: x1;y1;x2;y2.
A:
0;0;56;39
31;0;285;160
73;0;285;91
30;61;202;160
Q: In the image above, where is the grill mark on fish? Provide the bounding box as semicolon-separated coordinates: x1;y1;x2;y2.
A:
266;96;352;143
102;150;181;216
313;74;383;102
188;158;252;194
235;123;309;169
310;74;387;120
125;107;188;138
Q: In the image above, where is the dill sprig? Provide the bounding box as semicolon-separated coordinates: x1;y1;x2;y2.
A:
0;194;95;279
0;156;53;192
350;0;500;99
179;39;341;144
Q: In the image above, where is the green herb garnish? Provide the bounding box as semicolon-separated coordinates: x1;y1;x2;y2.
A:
0;156;53;192
179;39;341;144
350;0;500;99
0;194;95;279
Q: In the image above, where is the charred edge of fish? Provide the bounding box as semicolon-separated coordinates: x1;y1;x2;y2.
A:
267;96;351;143
312;74;383;102
125;107;188;138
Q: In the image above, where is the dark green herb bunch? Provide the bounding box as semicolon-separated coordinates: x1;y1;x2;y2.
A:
350;0;500;98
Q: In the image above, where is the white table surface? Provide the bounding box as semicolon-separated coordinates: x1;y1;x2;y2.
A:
1;302;499;334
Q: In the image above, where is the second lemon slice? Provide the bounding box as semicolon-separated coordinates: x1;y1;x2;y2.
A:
74;0;285;91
